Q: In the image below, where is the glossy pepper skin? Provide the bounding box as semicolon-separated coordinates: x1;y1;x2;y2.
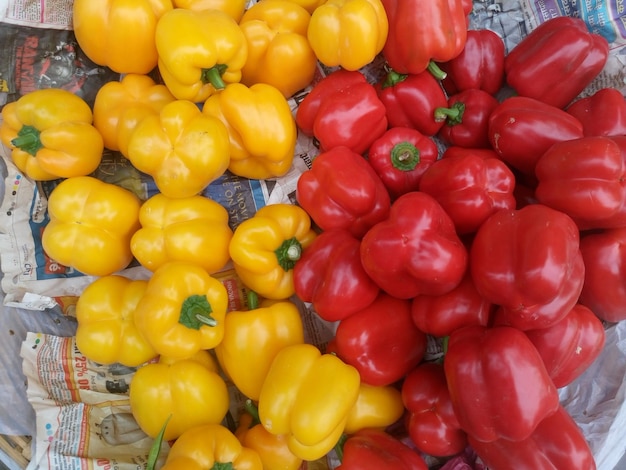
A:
295;69;388;154
214;295;305;401
487;96;584;176
469;405;596;470
75;275;157;367
344;382;405;434
366;127;439;200
470;204;585;331
126;99;230;199
72;0;173;74
439;28;506;96
238;0;317;98
41;176;141;277
418;147;516;234
133;261;229;359
202;82;297;179
444;325;560;443
360;191;468;299
504;16;609;109
155;8;248;102
331;292;426;386
161;423;263;470
535;136;626;230
173;0;247;21
0;88;104;181
229;203;317;300
293;229;380;322
375;69;448;136
307;0;389;71
258;343;361;461
297;146;391;239
402;362;468;457
566;87;626;137
130;193;233;274
381;0;470;75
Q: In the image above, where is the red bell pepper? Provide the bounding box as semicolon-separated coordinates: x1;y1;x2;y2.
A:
487;96;584;176
296;146;391;239
375;69;448;136
439;28;506;96
469;405;597;470
444;325;560;443
523;304;606;389
331;292;427;386
380;0;471;75
360;191;468;299
418;148;516;235
411;271;492;338
435;88;500;149
293;229;380;322
295;68;388;154
534;136;626;230
504;16;609;109
366;127;439;200
579;227;626;323
336;428;428;470
402;362;468;457
566;87;626;137
470;204;585;330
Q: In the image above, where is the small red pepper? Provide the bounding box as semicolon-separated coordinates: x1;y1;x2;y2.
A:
360;191;467;299
293;229;380;322
439;28;506;96
366;127;439;200
566;87;626;137
295;69;388;154
296;146;391;239
435;88;500;149
504;16;609;109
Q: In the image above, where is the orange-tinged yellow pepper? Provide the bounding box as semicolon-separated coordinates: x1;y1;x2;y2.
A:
229;204;317;300
41;176;141;276
126;99;230;199
0;88;103;181
307;0;389;71
155;8;248;102
284;0;328;14
239;0;317;98
73;0;173;74
202;83;297;179
172;0;247;21
129;355;230;441
92;74;176;155
344;383;405;434
75;275;157;367
130;193;233;273
133;261;229;359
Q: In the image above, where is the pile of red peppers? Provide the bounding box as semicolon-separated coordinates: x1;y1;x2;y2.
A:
290;1;625;469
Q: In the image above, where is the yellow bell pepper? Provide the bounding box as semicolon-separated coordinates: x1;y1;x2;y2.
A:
344;383;405;434
172;0;247;22
284;0;328;14
155;8;248;102
92;74;176;156
258;343;361;461
41;176;141;276
130;193;233;274
229;204;317;300
133;261;229;359
129;355;230;441
202;82;297;180
307;0;389;71
75;275;157;367
126;99;231;199
239;0;318;98
72;0;173;74
214;293;305;401
161;423;263;470
0;88;104;181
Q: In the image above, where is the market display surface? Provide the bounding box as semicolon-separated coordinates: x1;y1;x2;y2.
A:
1;0;626;469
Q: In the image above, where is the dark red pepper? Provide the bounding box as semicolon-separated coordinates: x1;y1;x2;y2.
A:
566;87;626;137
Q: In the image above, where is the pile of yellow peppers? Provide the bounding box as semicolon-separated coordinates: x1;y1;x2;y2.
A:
0;0;403;469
